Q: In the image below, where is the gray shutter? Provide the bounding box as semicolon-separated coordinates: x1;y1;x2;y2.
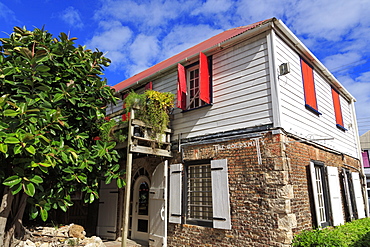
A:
309;162;321;226
326;166;344;226
169;163;182;224
352;172;366;219
342;169;355;220
211;159;231;230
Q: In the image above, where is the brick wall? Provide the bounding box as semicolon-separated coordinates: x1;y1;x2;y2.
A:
167;131;362;246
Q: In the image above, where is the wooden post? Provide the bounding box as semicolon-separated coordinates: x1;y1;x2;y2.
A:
122;109;134;247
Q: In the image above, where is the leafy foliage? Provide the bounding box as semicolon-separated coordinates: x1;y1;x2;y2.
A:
99;119;127;143
0;26;124;221
124;90;174;138
292;218;370;246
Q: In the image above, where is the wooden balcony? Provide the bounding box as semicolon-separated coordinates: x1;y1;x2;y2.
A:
113;118;172;158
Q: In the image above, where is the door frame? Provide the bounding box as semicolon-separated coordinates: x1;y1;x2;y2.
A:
131;175;150;241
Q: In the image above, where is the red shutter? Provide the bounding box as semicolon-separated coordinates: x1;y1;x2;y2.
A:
177;63;187;110
122;93;131;121
301;59;318;111
362;151;370;168
199;52;210;104
145;81;153;90
331;87;344;127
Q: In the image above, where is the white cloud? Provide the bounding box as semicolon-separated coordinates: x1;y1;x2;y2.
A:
85;23;133;70
60;6;84;29
323;52;363;72
0;2;21;27
128;34;160;76
161;24;223;60
286;0;370;41
338;72;370;135
94;0;194;30
191;0;233;16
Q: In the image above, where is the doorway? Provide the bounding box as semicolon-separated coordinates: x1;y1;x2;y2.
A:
132;176;150;242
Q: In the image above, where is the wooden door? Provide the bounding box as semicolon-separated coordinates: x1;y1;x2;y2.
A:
96;181;119;240
149;161;168;247
132;176;150;242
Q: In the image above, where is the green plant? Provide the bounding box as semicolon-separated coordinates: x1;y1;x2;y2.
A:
124;90;174;139
0;26;124;247
99;119;127;143
292;218;370;247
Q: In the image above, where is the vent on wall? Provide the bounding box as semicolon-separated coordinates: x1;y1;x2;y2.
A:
279;63;290;76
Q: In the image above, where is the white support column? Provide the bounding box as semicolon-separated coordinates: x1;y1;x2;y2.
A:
122;109;134;247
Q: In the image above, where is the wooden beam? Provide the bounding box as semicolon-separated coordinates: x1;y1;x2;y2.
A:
122;109;134;247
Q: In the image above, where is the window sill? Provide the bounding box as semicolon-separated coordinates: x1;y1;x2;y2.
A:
336;124;347;131
181;103;212;113
185;219;213;228
305;104;322;116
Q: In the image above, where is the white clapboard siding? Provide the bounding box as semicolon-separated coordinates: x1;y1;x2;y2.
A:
211;159;231;230
169;164;182;224
326;166;344;226
352;172;366;219
171;35;271;139
275;34;358;158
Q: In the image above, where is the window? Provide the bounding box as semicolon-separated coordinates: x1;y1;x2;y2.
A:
177;52;212;110
301;59;321;115
342;169;366;220
169;159;231;229
362;151;370;168
331;87;347;131
187;163;213;224
309;162;344;227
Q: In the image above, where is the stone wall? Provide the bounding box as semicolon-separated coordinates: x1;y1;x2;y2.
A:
167;131;362;246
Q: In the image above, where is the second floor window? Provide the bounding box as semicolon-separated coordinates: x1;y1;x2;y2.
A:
177;52;212;110
187;64;206;109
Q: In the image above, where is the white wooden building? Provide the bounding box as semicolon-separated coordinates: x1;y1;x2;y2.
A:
98;18;367;247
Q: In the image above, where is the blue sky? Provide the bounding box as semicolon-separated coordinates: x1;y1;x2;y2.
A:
1;0;370;134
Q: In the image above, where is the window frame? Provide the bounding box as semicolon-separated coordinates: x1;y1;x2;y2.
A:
184;160;213;227
309;162;331;227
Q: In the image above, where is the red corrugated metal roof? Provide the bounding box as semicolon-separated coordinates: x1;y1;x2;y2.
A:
113;18;273;92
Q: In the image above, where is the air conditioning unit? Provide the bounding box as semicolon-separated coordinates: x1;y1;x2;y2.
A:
279;63;290;76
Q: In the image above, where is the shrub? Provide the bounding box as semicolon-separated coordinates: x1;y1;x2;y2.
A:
292;218;370;247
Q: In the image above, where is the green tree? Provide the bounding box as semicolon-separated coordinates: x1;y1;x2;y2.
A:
0;27;124;246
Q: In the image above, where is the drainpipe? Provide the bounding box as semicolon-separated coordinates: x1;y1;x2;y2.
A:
350;99;369;217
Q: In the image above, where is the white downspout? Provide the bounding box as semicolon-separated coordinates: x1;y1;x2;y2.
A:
350;99;369;217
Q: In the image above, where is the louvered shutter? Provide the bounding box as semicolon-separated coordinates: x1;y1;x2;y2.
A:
326;166;344;226
301;59;319;113
211;159;231;230
169;163;182;224
352;172;366;219
145;81;153;91
122;93;130;121
199;52;210;104
177;64;186;110
309;162;321;226
331;88;346;130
